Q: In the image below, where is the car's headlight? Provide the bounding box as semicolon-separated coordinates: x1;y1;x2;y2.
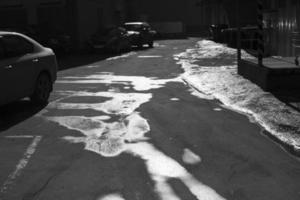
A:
127;31;140;35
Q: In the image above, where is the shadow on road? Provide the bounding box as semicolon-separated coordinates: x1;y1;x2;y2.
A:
57;46;155;71
272;89;300;113
57;53;112;71
0;100;46;132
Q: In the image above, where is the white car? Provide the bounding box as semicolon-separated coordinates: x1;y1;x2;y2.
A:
0;31;57;106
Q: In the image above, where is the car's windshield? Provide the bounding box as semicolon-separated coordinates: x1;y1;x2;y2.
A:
124;24;142;31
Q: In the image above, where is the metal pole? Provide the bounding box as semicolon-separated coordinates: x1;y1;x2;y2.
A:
236;0;241;62
257;0;264;66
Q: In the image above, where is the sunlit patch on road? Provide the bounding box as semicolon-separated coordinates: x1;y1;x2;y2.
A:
106;52;137;61
138;55;162;58
128;143;225;200
153;43;166;48
48;91;152;115
86;65;99;68
213;108;222;112
57;73;181;91
182;148;201;164
170;98;180;101
98;193;125;200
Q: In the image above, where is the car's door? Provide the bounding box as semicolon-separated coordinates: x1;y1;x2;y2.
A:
0;40;9;105
0;34;36;104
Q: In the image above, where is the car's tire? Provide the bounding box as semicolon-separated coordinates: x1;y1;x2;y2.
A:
30;72;52;105
148;40;154;48
138;42;143;49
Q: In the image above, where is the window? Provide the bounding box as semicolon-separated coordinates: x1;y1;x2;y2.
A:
1;35;34;58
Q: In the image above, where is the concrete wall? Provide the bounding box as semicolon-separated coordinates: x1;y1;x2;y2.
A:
76;0;127;48
76;0;105;47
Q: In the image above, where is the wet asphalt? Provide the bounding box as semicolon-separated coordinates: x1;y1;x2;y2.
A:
0;38;300;200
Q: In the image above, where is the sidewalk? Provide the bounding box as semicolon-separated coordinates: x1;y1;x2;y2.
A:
239;56;300;91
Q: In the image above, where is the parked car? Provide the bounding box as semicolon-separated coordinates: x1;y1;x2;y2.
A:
0;31;57;106
87;27;131;53
123;22;157;48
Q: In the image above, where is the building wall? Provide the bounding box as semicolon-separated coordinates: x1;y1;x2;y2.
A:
0;0;126;49
276;0;300;56
76;0;127;48
126;0;186;22
186;0;229;34
263;0;300;56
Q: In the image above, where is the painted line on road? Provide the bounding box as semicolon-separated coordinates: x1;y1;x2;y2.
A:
0;136;42;195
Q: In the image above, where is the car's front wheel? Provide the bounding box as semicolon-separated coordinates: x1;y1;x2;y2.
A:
148;40;154;48
30;72;52;105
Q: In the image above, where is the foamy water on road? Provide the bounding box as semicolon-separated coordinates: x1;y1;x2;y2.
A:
175;40;300;152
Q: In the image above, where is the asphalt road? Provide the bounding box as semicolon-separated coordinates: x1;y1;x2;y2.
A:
0;38;299;200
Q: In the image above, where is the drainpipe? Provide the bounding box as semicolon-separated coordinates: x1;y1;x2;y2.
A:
25;0;38;25
257;0;264;66
236;0;241;62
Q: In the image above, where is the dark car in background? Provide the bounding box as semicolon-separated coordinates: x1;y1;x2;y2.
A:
0;31;57;106
123;22;156;48
87;27;131;53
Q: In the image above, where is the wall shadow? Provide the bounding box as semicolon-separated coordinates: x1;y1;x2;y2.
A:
272;89;300;113
57;53;112;71
0;99;46;132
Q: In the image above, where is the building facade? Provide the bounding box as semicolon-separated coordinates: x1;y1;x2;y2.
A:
0;0;127;49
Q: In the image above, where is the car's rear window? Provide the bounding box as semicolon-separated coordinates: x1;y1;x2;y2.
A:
0;35;34;58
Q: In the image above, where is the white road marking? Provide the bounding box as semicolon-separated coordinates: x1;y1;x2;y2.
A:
0;136;42;194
